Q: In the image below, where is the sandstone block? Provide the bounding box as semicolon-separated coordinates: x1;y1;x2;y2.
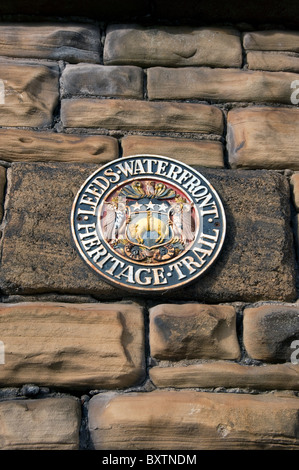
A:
88;390;299;449
149;304;240;360
147;67;299;104
243;305;299;362
0;164;295;303
0;397;80;450
244;30;299;52
121;136;224;168
0;23;100;63
247;51;299;72
0;302;145;389
61;64;144;99
150;362;299;390
290;173;299;211
0;60;59;127
191;169;295;302
227;107;299;170
0;162;118;297
61;99;224;135
0;128;118;163
104;25;242;68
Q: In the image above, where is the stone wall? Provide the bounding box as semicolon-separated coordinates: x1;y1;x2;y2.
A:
0;16;299;451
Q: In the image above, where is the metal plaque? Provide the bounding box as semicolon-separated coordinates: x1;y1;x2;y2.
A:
71;155;226;292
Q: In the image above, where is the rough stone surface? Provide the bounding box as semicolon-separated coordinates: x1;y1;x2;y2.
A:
61;64;144;99
191;169;296;302
244;30;299;52
0;163;295;303
104;25;242;68
227;107;299;170
0;162;118;297
0;60;59;127
150;362;299;390
247;51;299;72
0;302;145;389
243;305;299;362
0;397;80;450
147;67;299;103
88;390;299;450
61;99;224;135
121;136;224;168
0;23;100;63
0;128;118;163
149;304;240;360
291;173;299;211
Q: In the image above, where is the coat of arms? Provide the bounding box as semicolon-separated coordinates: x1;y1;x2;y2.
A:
71;155;226;292
100;179;196;264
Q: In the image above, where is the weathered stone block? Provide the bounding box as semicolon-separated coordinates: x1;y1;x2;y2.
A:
104;25;242;68
0;128;118;163
243;305;299;362
227;107;299;170
121;136;224;168
61;64;144;99
61;99;224;135
88;390;299;449
244;30;299;52
149;304;240;360
150;362;299;390
147;67;298;104
0;60;59;127
0;397;80;450
0;302;145;389
0;23;100;63
0;163;295;303
290;173;299;211
247;51;299;72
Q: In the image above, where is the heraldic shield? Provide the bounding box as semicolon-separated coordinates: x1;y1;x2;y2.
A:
100;179;197;264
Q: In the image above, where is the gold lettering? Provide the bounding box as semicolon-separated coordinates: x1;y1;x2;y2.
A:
135;268;152;285
152;267;167;285
181;256;202;274
155;160;168;176
200;203;219;218
105;258;125;275
115;265;135;284
166;162;182;181
77;223;96;238
134;159;146;174
168;261;186;280
104;168;121;183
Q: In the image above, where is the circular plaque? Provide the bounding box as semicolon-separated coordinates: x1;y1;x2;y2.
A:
71;155;226;292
